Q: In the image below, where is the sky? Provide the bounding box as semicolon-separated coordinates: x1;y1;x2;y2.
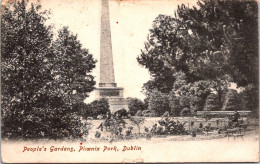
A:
2;0;239;102
37;0;197;103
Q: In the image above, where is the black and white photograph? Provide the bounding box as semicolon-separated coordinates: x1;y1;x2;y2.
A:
1;0;259;162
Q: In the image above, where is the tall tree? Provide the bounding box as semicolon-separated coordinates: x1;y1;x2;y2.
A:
137;15;196;94
180;0;257;88
1;0;97;139
1;0;53;138
138;0;258;113
50;27;97;111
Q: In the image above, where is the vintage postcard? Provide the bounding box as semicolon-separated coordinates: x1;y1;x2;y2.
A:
1;0;259;163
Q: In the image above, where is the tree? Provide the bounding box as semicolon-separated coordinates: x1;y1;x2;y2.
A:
137;15;196;94
141;69;176;94
50;27;96;111
1;0;97;139
147;89;170;116
222;89;240;111
137;0;258;113
177;0;258;106
129;116;145;134
127;97;146;116
1;0;53;139
176;0;258;87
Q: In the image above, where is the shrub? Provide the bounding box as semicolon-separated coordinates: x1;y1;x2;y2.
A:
204;94;219;111
127;98;146;116
222;89;240;111
147;89;170;116
85;98;110;118
142;110;156;117
180;108;191;116
168;92;182;116
114;108;128;118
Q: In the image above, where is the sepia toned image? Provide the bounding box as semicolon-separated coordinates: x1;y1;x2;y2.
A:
1;0;259;163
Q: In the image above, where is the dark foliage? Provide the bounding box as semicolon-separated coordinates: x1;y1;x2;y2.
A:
114;108;128;118
204;94;219;111
84;98;110;119
137;0;258;115
127;97;146;116
1;0;96;139
222;90;240;111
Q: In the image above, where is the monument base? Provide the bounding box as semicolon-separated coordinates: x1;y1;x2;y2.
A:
95;86;128;113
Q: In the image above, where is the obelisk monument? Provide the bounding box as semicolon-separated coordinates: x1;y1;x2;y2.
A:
96;0;128;113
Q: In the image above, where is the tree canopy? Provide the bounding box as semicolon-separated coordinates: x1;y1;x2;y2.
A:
138;0;258;92
137;0;258;114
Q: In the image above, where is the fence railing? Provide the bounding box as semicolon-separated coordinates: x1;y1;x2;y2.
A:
197;111;251;117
